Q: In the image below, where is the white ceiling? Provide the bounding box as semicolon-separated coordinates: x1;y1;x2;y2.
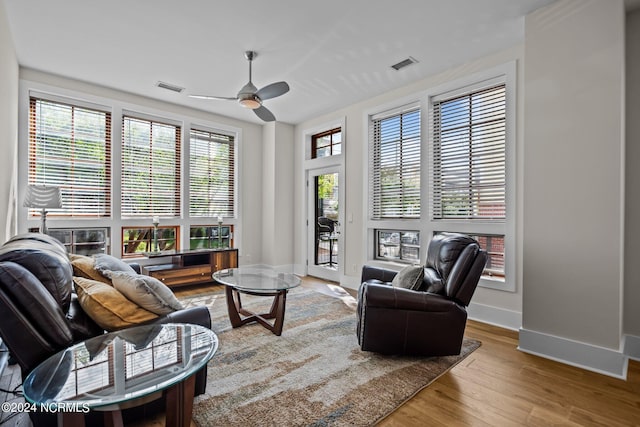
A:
3;0;557;125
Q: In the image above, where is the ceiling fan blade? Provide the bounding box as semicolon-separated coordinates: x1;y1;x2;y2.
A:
254;105;276;122
255;81;289;101
189;94;237;101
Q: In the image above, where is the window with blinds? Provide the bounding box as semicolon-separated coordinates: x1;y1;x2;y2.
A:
28;97;111;217
369;106;421;219
121;116;181;218
189;128;235;218
430;84;506;220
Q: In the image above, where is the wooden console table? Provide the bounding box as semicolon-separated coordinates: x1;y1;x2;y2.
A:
142;248;238;288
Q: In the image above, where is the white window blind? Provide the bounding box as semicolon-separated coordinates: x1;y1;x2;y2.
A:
121;116;181;218
430;84;506;220
369;106;421;219
28;97;111;217
189;128;235;217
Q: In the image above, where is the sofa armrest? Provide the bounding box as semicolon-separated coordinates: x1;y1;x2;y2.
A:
361;265;399;284
361;282;460;312
0;261;75;375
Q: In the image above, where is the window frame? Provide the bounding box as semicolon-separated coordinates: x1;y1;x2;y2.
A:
189;224;235;250
121;225;180;258
46;227;110;256
368;102;422;220
19;82;244;258
426;62;516;292
27;95;112;218
374;229;420;264
188;127;236;218
430;83;506;221
121;114;182;219
311;127;342;159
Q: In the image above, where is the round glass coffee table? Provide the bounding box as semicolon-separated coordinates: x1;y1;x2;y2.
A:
23;323;218;427
213;265;301;336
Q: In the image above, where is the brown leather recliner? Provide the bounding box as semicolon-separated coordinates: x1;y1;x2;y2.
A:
0;233;212;426
356;233;487;356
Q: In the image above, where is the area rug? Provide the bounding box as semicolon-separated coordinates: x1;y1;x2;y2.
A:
180;285;481;427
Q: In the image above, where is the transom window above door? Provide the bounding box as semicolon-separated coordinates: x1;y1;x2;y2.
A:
311;127;341;158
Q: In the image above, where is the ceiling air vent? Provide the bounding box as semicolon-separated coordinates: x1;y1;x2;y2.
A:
391;56;418;71
156;81;184;93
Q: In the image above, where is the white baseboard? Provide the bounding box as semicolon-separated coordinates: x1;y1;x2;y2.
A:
294;263;306;277
623;334;640;361
518;328;628;379
467;302;521;331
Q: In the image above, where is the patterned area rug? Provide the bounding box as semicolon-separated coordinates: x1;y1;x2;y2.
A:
180;285;480;427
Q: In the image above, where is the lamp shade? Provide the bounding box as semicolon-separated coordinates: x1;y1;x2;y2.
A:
23;185;62;209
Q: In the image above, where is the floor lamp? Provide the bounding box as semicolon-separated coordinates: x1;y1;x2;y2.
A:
23;185;62;234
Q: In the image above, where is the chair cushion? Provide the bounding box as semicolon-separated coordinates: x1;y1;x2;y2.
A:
70;254;112;285
110;271;183;315
391;265;424;290
93;253;136;278
74;277;158;331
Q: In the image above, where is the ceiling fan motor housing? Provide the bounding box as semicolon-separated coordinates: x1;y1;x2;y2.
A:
238;81;261;109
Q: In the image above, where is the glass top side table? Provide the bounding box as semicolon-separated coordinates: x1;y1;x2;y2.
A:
213;265;301;336
23;323;218;426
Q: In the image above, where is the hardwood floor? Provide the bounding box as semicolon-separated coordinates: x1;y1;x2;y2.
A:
378;320;640;426
2;278;639;426
177;277;640;426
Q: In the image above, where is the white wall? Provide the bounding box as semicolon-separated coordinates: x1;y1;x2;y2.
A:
16;69;266;264
625;9;640;339
262;122;295;266
0;0;18;244
521;0;626;376
294;45;526;325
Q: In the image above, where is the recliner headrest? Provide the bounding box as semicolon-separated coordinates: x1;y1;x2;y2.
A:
0;234;72;311
425;233;479;284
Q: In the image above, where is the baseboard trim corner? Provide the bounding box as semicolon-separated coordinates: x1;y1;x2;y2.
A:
518;328;628;379
467;302;521;331
623;334;640;361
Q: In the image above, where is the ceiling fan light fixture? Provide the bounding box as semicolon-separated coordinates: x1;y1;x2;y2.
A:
239;95;261;109
189;50;288;121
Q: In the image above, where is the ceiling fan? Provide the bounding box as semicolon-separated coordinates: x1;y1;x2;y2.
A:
189;51;289;122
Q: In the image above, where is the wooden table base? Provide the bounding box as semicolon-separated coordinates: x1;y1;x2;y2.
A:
58;375;196;427
225;286;288;336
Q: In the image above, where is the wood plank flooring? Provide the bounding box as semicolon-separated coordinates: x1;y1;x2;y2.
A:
177;277;640;426
2;277;639;426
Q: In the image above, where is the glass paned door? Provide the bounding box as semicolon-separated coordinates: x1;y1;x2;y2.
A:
314;173;339;269
307;168;341;282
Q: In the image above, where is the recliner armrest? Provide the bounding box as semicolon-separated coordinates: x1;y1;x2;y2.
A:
361;265;398;284
361;282;461;312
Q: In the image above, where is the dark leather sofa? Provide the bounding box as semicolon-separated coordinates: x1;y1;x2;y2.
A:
0;233;212;426
357;233;487;356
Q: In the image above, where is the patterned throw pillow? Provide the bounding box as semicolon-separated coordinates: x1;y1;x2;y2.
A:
391;265;425;290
